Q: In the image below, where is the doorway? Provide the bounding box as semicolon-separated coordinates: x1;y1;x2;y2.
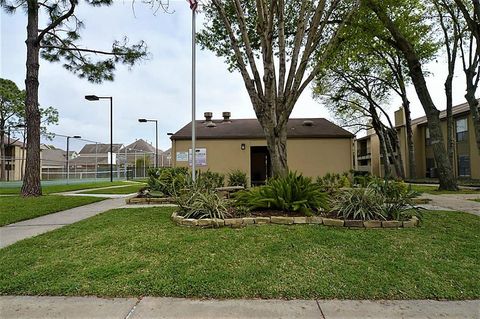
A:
250;146;271;186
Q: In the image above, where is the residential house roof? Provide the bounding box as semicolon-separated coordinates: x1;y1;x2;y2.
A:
78;143;123;154
69;155;109;166
170;118;354;140
2;136;24;148
41;148;66;168
119;139;161;154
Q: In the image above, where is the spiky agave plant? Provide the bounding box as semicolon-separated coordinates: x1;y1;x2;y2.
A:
234;171;328;215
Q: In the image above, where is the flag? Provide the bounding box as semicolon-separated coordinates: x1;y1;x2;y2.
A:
188;0;198;11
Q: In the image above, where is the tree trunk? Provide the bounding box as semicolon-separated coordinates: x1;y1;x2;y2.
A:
465;87;480;154
386;128;405;179
410;71;457;190
377;127;391;179
0;120;5;181
367;2;458;190
403;100;416;178
264;123;288;178
21;130;26;179
21;0;42;196
445;74;455;166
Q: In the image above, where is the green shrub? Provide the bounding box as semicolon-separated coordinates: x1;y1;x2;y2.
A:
333;187;386;220
368;179;422;221
148;168;225;196
197;170;225;189
227;169;248;187
147;167;189;196
316;172;351;194
332;179;422;221
234;171;328;215
352;172;373;187
175;187;229;219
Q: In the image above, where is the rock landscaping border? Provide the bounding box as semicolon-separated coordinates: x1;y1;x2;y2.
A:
126;197;174;205
171;212;419;229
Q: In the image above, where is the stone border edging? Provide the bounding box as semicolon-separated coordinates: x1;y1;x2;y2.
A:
171;212;419;229
126;197;174;205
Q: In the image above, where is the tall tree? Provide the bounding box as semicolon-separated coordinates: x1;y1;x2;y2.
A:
198;0;359;177
0;78;25;181
433;0;463;165
362;0;458;190
1;0;149;196
453;0;480;153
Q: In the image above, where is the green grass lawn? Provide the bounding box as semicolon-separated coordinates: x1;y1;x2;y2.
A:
0;181;132;195
79;184;146;195
0;207;478;300
410;184;480;195
0;196;105;226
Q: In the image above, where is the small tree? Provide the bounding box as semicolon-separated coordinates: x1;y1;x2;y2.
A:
1;0;149;196
198;0;359;177
0;78;24;181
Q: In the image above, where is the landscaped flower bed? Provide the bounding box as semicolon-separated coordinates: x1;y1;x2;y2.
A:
148;168;423;229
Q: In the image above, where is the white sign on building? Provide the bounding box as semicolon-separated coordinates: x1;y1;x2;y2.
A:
176;151;189;162
188;148;207;167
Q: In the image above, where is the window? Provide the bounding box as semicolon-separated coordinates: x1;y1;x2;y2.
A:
458;155;471;177
456;118;468;142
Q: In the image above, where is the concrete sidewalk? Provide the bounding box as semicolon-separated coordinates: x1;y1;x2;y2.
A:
0;296;478;319
0;198;126;249
420;193;480;217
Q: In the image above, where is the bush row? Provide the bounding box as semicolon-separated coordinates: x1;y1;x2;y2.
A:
146;168;421;222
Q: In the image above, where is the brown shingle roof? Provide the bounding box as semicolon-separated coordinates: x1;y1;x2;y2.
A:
171;118;354;140
78;143;123;154
119;139;161;154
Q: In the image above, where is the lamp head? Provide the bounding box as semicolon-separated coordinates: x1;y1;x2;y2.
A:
138;119;148;123
73;135;82;139
85;95;100;101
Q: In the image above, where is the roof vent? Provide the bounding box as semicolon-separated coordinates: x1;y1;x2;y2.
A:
222;112;231;122
204;112;213;122
302;120;314;127
206;122;217;128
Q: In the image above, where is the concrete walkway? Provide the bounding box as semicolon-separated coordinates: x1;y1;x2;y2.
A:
52;183;145;198
0;296;478;319
420;193;480;217
0;198;126;249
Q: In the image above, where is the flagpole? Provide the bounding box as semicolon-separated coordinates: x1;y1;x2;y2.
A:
191;3;197;182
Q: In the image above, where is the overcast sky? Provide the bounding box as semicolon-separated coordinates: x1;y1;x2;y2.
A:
0;1;469;152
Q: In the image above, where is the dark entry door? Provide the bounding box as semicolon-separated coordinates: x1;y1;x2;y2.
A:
250;146;271;186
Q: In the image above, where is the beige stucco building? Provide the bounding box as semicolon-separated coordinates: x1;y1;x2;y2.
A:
2;137;25;181
355;101;480;180
170;112;354;185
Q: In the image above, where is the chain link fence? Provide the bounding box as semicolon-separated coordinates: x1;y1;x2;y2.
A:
1;131;171;183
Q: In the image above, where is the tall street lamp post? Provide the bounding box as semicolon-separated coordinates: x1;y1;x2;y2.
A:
66;135;81;183
138;119;159;168
85;95;114;182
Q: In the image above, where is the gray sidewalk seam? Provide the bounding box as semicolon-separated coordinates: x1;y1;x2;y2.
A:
124;297;143;319
316;300;326;319
5;223;70;227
